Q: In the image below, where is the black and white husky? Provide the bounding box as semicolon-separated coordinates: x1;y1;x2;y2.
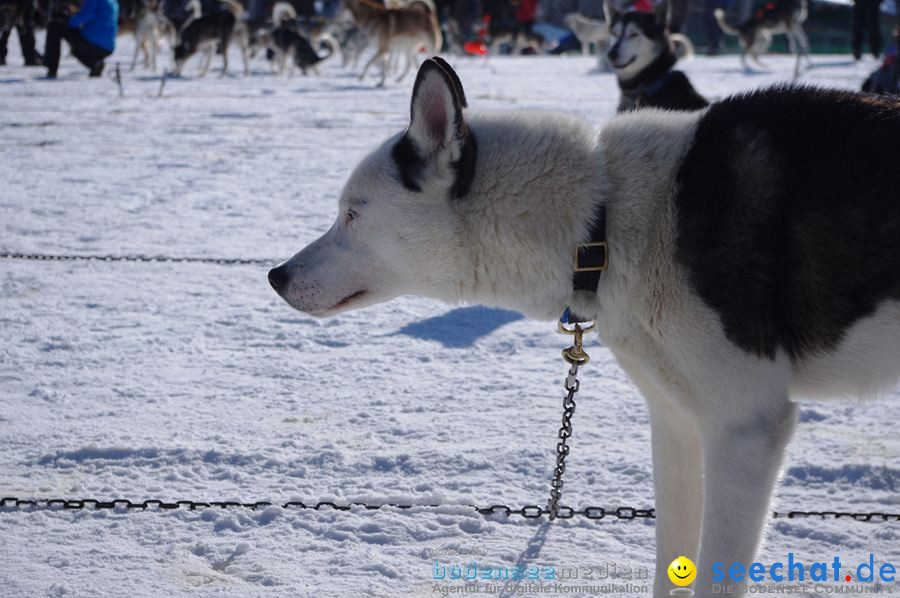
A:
269;57;900;597
715;0;810;79
605;1;707;112
254;2;333;76
173;0;249;77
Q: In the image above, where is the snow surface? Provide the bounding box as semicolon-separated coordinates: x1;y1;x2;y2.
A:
1;38;898;597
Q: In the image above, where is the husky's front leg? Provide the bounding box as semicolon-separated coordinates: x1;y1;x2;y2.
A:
149;33;158;71
359;48;386;82
395;49;414;82
649;400;703;598
693;392;797;596
130;39;141;71
199;48;213;77
621;358;704;598
378;52;389;87
240;37;249;76
219;40;230;77
787;31;801;81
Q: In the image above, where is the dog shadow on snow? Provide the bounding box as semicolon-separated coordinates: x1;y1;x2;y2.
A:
391;306;524;348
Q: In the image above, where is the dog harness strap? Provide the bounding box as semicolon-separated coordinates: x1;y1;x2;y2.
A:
572;205;607;292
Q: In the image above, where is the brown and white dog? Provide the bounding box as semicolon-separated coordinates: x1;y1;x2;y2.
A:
344;0;442;86
715;0;810;79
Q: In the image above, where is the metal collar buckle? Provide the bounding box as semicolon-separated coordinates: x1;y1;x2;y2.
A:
573;242;608;273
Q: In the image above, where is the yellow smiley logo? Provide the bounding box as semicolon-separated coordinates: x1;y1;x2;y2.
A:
668;556;696;586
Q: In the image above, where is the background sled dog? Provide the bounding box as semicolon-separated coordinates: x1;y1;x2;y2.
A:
269;57;900;597
124;0;167;71
255;2;333;75
564;12;609;56
715;0;810;79
344;0;442;86
174;0;249;77
605;0;707;111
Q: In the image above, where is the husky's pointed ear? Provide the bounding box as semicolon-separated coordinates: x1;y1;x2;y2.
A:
603;0;622;21
429;56;468;108
408;58;466;155
654;0;669;28
395;58;476;199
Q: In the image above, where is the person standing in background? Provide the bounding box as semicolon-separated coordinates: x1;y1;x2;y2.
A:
703;0;729;54
44;0;118;78
668;0;687;32
0;0;41;66
852;0;884;59
516;0;537;35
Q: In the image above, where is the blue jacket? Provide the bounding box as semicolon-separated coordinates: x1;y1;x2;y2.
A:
69;0;118;52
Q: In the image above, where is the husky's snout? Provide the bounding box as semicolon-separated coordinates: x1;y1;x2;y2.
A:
268;264;289;293
607;46;619;63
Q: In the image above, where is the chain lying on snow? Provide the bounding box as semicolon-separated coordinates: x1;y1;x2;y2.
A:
1;498;897;522
0;497;650;519
0;252;272;266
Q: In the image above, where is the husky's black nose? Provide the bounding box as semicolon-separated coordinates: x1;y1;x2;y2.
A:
607;48;619;62
268;265;289;292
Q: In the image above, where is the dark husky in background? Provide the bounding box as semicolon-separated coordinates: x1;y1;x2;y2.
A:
253;1;334;75
605;0;707;112
173;0;248;77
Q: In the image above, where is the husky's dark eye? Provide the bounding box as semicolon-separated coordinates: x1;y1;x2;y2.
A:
628;32;639;39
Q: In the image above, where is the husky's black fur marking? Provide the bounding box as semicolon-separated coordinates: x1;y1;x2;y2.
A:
174;10;236;63
675;86;900;360
391;134;424;193
270;26;329;71
618;57;707;112
392;58;477;199
449;126;477;199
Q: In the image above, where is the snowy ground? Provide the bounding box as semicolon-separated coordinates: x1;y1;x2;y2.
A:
1;37;898;597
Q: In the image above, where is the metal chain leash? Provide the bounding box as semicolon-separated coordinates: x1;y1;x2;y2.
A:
0;497;653;519
546;320;594;521
0;252;272;266
546;364;579;521
1;498;896;522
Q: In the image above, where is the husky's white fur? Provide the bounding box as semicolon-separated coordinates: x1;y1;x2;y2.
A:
129;0;167;72
270;60;900;596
